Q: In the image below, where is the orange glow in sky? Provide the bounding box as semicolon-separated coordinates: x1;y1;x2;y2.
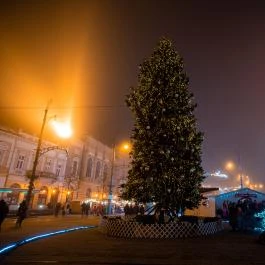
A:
0;2;95;141
51;120;72;139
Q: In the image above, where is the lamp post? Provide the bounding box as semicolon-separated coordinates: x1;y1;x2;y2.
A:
24;100;72;209
107;144;115;215
225;160;244;189
107;142;131;215
25;107;49;208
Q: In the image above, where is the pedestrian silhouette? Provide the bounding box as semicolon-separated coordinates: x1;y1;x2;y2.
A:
54;202;61;217
0;199;9;232
16;200;28;228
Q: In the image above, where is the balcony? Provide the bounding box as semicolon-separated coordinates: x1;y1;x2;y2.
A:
27;170;57;180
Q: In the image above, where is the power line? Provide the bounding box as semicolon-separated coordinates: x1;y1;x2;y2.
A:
0;105;127;110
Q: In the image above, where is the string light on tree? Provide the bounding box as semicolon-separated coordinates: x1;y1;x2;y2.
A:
121;38;204;217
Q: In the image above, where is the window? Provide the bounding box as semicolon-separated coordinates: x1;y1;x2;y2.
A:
38;186;48;205
86;188;91;198
0;143;8;167
56;164;62;177
95;161;101;179
103;165;108;183
7;183;20;205
71;160;78;176
16;155;25;169
45;158;53;171
0;150;4;167
86;158;93;178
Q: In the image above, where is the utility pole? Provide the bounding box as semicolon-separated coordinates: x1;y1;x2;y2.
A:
238;154;243;189
25;106;49;208
107;144;115;215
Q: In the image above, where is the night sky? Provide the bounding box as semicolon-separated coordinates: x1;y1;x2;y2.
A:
1;0;265;185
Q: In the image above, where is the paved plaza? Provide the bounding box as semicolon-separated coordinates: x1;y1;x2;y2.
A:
0;215;264;265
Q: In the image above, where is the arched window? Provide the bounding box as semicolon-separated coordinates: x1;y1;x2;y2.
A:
86;158;93;178
37;186;48;205
71;160;78;176
86;188;91;198
50;188;59;207
95;161;101;179
7;183;20;205
103;165;108;183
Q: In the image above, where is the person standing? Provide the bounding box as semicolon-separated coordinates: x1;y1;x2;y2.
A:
81;202;86;216
16;200;28;228
85;203;90;216
124;204;130;219
54;202;61;217
0;199;9;232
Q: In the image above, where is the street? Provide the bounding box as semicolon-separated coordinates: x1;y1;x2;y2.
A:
0;215;264;265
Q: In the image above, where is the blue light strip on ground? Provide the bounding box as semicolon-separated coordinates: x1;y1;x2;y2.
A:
0;225;96;255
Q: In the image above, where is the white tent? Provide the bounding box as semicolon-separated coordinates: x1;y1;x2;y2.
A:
215;187;265;210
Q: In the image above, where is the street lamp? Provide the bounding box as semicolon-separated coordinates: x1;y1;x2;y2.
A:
107;144;115;215
107;142;130;215
25;105;72;209
25;106;49;208
225;161;235;171
225;160;244;189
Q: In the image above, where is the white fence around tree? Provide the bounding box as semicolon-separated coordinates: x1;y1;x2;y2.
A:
101;217;223;239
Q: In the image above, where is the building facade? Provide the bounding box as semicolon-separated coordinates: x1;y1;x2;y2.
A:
0;127;130;210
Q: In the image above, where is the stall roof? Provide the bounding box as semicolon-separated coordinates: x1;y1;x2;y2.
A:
215;187;265;209
200;187;219;193
215;187;265;199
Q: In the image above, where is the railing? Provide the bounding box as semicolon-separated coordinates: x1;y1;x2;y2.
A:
26;170;57;179
102;217;223;239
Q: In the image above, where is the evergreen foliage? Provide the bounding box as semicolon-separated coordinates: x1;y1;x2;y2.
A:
255;210;265;231
121;38;204;214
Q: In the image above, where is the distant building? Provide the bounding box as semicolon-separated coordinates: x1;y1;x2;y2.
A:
0;127;68;208
0;127;128;209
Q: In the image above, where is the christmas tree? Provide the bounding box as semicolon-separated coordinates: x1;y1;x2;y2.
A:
121;38;204;217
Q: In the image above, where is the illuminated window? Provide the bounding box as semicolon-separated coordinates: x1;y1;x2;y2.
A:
86;188;91;197
38;186;48;205
7;183;20;205
86;158;93;178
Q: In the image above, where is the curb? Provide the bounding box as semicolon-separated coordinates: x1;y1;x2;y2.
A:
0;225;96;256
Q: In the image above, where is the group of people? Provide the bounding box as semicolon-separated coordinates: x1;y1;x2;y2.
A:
54;202;72;217
81;202;105;216
124;203;145;218
0;199;28;231
216;199;265;231
81;202;125;216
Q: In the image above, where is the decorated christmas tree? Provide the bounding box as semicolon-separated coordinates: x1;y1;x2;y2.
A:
121;38;204;216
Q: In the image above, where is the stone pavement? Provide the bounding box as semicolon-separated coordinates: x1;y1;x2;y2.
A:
0;215;264;265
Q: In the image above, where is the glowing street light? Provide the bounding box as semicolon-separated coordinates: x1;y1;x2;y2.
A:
51;120;72;139
122;143;130;152
225;161;235;171
225;160;244;188
25;104;72;209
